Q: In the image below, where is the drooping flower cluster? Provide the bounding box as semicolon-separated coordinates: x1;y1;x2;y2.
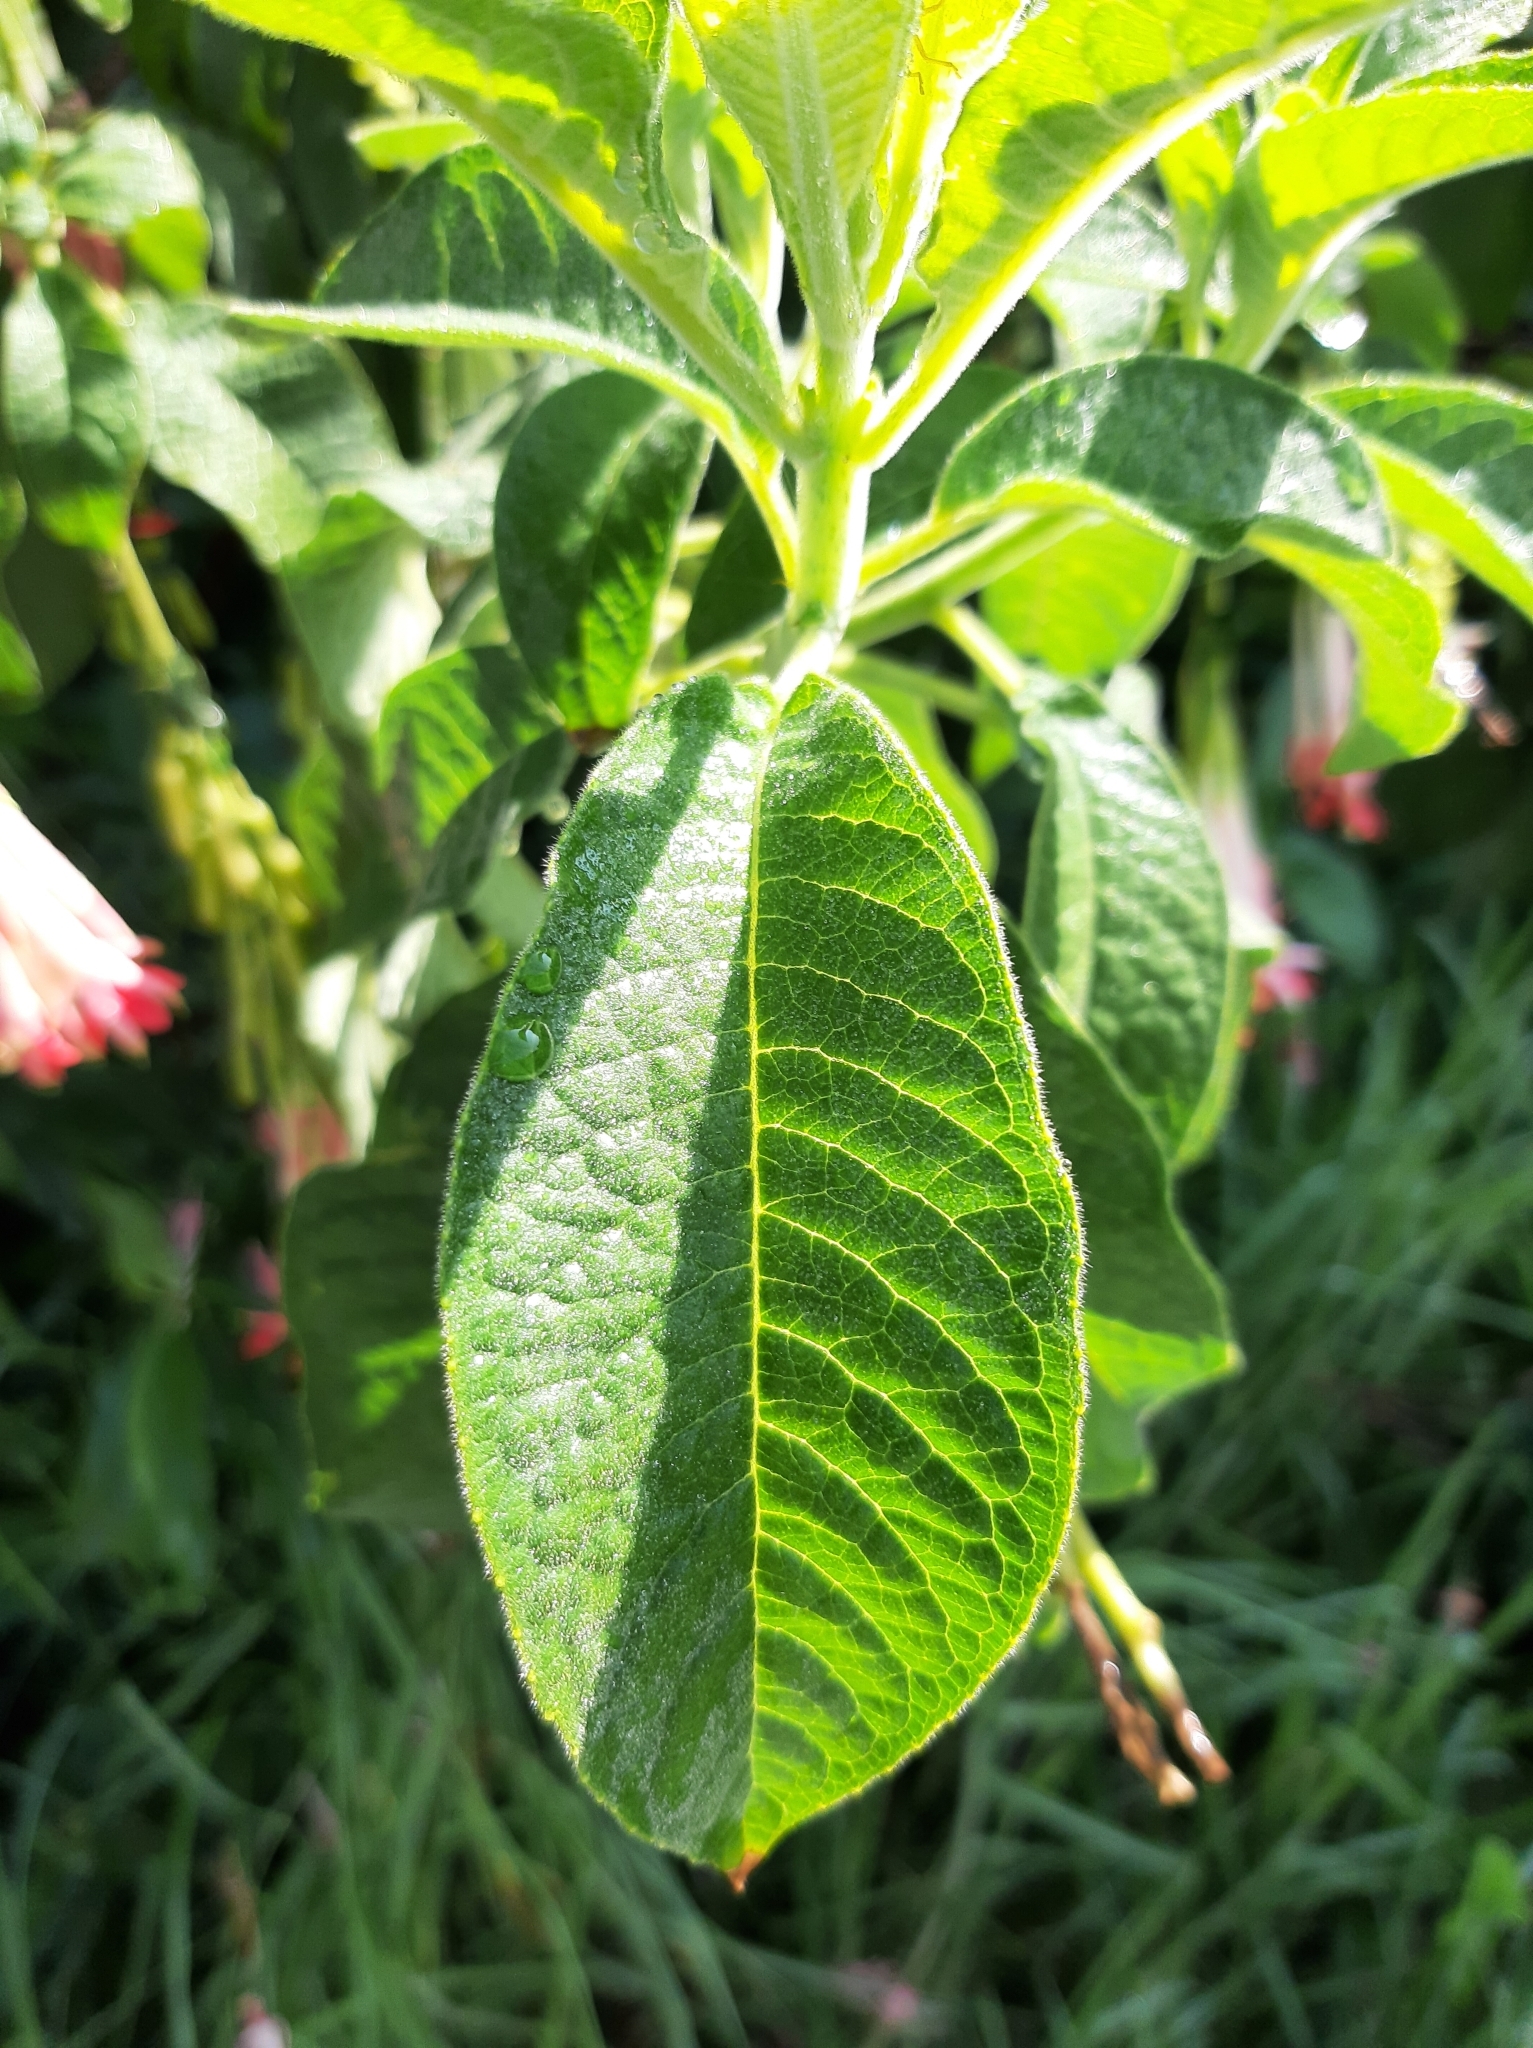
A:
0;786;181;1085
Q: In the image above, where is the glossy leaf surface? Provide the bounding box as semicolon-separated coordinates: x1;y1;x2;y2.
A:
1316;379;1533;623
441;672;1084;1869
493;371;708;734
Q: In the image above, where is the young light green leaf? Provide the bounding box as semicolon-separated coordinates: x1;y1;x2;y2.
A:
347;111;477;170
877;0;1405;456
1220;66;1533;369
494;371;708;734
938;356;1448;767
1005;670;1230;1164
133;298;402;567
51;111;209;293
441;671;1084;1871
677;0;919;341
2;265;148;551
1013;940;1237;1501
1325;0;1529;101
982;519;1189;680
1314;378;1533;624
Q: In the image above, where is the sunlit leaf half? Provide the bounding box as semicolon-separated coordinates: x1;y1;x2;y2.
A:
441;672;1084;1873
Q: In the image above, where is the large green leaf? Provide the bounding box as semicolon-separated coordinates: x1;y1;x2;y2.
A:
1007;671;1230;1165
2;266;147;551
982;517;1189;679
938;356;1453;768
493;370;708;734
133;298;401;567
877;0;1403;453
51;111;210;294
1314;378;1533;624
286;983;503;1529
1012;940;1237;1502
178;0;789;443
1220;64;1533;369
281;495;440;733
441;671;1084;1871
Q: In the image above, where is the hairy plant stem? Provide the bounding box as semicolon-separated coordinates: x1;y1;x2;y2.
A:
765;342;874;702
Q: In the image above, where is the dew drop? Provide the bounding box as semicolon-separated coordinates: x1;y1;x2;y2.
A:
633;212;670;254
520;944;562;994
488;1014;553;1081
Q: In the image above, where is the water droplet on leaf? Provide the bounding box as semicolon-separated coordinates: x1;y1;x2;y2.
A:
520;945;561;994
633;213;670;254
488;1015;553;1081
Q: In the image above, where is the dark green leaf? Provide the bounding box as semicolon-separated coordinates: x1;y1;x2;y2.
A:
684;492;784;660
494;371;708;733
940;356;1453;768
442;672;1084;1870
2;265;147;551
286;982;515;1529
1010;671;1231;1165
1013;940;1237;1502
416;727;572;917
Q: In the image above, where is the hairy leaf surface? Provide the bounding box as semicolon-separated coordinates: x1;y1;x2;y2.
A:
938;356;1450;768
885;0;1403;448
133;298;401;566
493;371;708;733
176;0;788;442
1315;379;1533;624
441;672;1084;1870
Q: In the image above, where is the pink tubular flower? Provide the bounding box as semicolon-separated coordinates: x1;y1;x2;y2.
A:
1288;593;1388;843
0;788;182;1086
1182;630;1324;1021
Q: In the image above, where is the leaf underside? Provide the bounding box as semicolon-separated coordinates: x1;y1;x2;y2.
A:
441;673;1084;1870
